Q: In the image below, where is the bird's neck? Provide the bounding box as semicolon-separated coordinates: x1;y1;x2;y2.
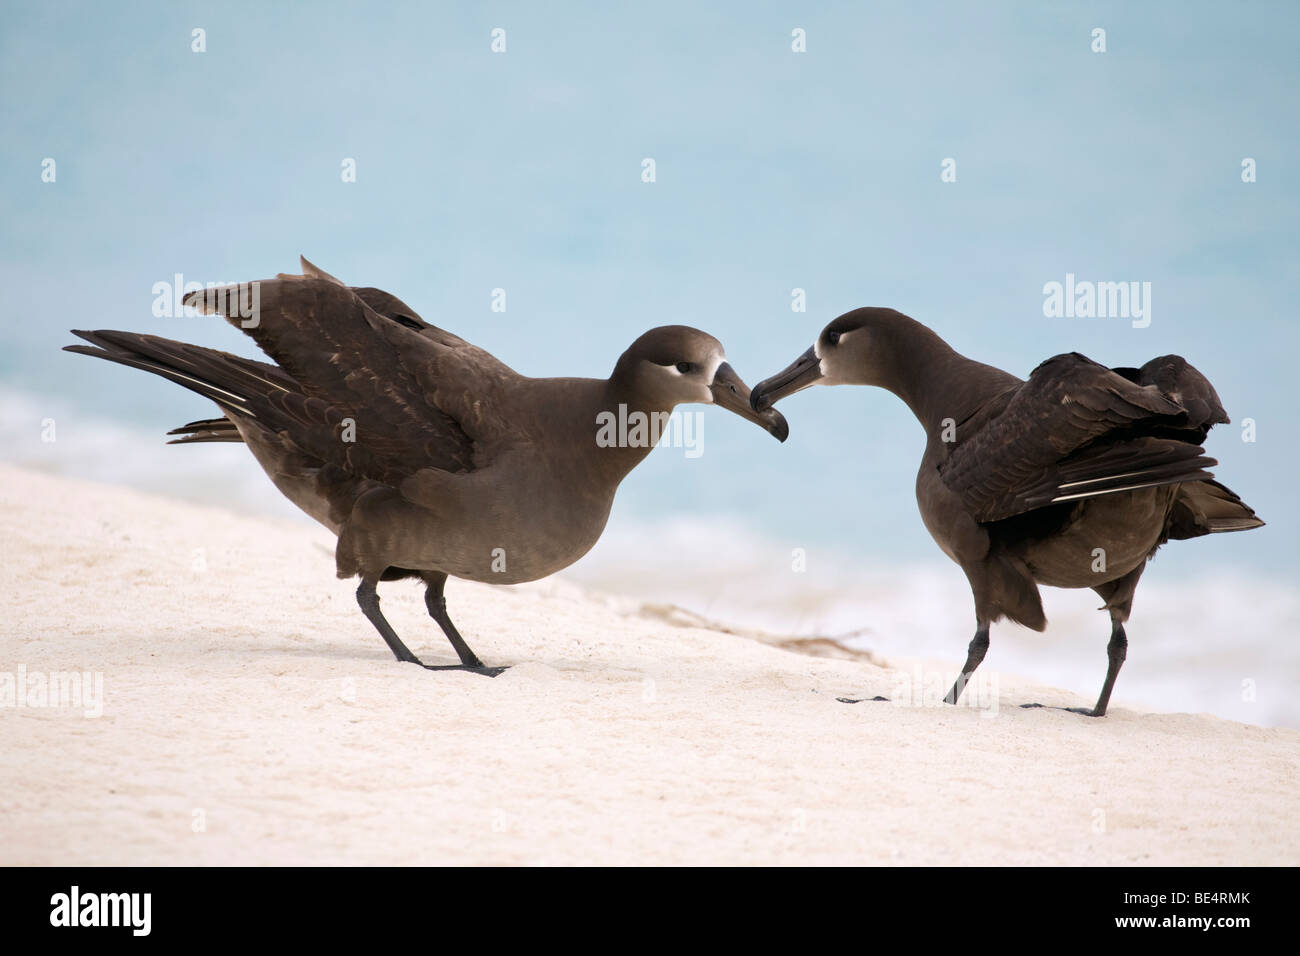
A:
873;322;1021;440
567;374;674;486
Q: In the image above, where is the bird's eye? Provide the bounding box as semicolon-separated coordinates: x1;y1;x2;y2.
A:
826;331;841;346
675;361;694;374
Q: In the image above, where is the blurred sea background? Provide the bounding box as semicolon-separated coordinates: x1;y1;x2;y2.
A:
3;3;1296;726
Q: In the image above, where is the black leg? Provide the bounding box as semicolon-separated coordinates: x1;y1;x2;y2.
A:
421;574;506;677
356;579;423;664
944;624;989;705
1067;569;1140;717
423;573;485;667
1087;621;1127;717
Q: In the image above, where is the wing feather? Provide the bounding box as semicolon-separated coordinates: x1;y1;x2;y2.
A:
939;352;1225;522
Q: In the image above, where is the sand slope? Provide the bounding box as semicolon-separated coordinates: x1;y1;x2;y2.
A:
0;464;1295;865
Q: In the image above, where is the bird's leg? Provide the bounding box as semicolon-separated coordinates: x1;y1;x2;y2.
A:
355;578;423;665
1086;619;1127;718
422;573;506;677
423;573;484;666
1065;573;1140;716
944;622;990;706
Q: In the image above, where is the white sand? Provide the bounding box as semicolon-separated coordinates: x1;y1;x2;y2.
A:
1;463;1296;866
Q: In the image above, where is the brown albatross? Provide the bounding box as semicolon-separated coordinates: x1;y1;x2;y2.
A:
64;257;788;672
750;307;1262;716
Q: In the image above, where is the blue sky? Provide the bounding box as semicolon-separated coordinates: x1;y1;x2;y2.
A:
2;1;1296;578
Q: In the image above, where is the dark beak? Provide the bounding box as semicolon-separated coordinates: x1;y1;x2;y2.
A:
710;361;789;442
750;346;822;412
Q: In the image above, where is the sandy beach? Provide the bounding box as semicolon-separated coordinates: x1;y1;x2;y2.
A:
1;463;1296;866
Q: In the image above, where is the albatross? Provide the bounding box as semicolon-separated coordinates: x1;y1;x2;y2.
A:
750;307;1263;716
64;257;788;672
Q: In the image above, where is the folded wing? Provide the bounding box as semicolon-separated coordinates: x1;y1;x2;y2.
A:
939;352;1226;522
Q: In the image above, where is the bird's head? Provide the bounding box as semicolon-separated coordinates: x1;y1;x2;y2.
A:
613;325;789;442
750;308;912;410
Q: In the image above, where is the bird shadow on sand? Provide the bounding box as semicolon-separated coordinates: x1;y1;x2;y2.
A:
170;631;510;676
1020;702;1102;717
833;696;1100;716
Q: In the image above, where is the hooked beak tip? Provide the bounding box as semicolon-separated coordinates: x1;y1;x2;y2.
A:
750;346;822;411
710;361;789;442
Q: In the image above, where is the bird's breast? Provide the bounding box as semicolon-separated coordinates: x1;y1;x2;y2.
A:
434;464;617;584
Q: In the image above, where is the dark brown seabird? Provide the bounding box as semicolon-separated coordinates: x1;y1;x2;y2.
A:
750;307;1263;716
64;257;788;673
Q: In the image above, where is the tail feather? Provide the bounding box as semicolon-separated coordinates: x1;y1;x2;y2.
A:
64;330;299;418
64;337;255;417
166;417;243;445
66;328;368;473
1169;479;1265;539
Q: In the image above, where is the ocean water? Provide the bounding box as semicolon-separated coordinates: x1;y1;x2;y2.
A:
5;387;1296;729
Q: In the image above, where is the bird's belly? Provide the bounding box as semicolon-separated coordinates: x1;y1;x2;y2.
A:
380;482;615;585
1015;488;1175;589
236;421;348;534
